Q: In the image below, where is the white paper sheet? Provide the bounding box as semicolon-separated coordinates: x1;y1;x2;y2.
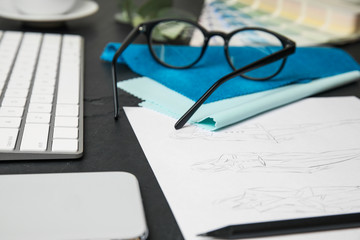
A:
124;96;360;240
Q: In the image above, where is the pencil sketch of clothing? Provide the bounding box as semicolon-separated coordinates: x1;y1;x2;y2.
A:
171;119;360;143
192;149;360;173
215;186;360;214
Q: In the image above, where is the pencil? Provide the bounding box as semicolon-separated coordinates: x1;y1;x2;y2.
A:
198;212;360;239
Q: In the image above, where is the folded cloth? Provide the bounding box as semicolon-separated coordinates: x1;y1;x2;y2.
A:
118;71;360;130
101;43;360;102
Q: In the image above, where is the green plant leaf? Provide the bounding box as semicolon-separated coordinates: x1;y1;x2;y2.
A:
138;0;172;19
114;12;130;23
132;15;146;26
155;7;196;21
115;0;197;27
116;0;138;24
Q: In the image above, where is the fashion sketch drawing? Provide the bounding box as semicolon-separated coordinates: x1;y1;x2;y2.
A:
215;186;360;214
172;119;360;143
192;149;360;173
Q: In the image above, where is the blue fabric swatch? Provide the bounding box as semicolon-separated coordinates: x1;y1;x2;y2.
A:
101;43;360;103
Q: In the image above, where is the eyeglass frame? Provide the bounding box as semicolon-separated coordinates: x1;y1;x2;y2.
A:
111;18;296;129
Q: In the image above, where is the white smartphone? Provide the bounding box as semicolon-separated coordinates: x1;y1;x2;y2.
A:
0;171;148;240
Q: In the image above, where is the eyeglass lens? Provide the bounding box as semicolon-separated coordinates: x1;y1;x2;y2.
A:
228;29;285;79
149;20;205;68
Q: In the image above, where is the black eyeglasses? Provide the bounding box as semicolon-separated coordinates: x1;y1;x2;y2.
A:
112;18;296;129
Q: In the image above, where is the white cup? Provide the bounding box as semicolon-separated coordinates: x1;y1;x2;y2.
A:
14;0;78;15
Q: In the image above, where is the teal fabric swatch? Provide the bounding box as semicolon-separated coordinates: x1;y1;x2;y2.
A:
102;43;360;102
118;71;360;130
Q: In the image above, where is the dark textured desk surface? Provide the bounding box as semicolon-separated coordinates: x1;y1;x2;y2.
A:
0;1;359;239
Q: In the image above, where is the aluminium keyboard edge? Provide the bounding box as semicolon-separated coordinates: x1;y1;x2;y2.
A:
0;34;84;161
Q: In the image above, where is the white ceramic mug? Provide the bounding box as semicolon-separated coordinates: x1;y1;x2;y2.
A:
14;0;78;15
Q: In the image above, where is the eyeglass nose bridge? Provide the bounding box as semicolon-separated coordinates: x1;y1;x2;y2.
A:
204;31;233;68
206;31;229;43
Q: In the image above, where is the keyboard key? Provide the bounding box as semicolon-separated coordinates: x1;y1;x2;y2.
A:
33;77;56;87
0;128;19;150
30;95;54;104
26;113;51;124
32;85;55;95
0;107;24;117
54;117;78;127
9;74;32;83
4;89;29;97
28;103;52;113
6;81;31;89
52;139;78;152
0;117;22;128
1;97;27;107
53;127;78;139
55;104;79;117
20;123;49;151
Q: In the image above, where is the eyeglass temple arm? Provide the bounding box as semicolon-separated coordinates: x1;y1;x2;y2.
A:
111;26;142;119
174;46;295;130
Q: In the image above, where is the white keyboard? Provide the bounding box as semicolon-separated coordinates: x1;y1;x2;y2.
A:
0;30;83;160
